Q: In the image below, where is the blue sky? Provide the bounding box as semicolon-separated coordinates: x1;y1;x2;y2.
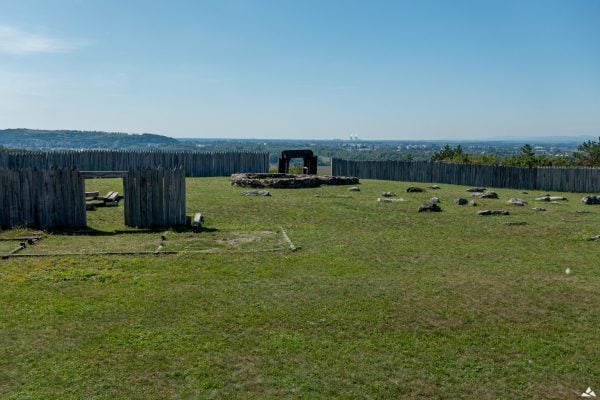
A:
0;0;599;140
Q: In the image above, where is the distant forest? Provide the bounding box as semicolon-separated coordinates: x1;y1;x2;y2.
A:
1;128;598;167
0;129;182;150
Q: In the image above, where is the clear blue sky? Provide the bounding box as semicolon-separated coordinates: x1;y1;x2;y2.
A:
1;0;599;140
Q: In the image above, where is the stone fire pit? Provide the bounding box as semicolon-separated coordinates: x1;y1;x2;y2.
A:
230;173;359;189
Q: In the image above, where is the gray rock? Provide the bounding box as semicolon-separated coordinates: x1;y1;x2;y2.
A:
507;198;527;206
418;203;441;212
535;195;568;202
478;209;509;216
428;185;441;189
406;187;425;193
455;198;468;205
588;235;600;241
467;187;486;192
469;200;477;206
477;191;499;199
532;207;546;211
581;195;600;205
429;197;440;204
241;190;271;196
378;197;407;203
348;186;360;192
382;191;396;197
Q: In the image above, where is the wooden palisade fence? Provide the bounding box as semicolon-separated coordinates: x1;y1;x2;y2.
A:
0;168;86;229
332;159;600;193
0;150;269;177
123;167;187;228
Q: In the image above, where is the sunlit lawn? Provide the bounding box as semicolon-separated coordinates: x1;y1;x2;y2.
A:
1;177;599;399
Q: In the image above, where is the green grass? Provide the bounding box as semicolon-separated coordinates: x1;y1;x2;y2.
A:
1;177;599;399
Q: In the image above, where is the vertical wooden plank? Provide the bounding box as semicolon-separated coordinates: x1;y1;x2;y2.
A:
133;168;142;228
150;167;161;226
0;170;7;228
130;169;140;227
164;166;173;225
140;166;148;225
170;167;179;225
178;166;186;225
77;169;86;227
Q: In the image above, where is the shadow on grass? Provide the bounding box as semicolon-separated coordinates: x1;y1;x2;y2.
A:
49;225;219;236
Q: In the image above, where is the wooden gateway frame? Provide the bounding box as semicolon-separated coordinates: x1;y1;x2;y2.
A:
0;167;186;230
82;168;186;228
277;150;318;175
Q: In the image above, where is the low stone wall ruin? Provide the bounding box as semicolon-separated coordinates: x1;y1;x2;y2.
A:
230;173;359;189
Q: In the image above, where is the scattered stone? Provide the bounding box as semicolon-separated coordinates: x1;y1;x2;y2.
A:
507;198;527;206
241;190;271;196
522;191;529;194
348;186;360;192
576;210;592;214
478;209;509;216
588;235;600;241
476;191;499;199
382;191;396;197
532;207;546;211
418;203;441;212
455;198;468;205
565;268;571;275
581;195;600;205
468;200;477;206
467;187;486;192
535;195;568;202
429;197;440;204
428;185;441;189
406;187;424;193
378;197;407;203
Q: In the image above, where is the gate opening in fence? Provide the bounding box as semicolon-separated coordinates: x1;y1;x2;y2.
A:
83;168;186;228
0;167;187;230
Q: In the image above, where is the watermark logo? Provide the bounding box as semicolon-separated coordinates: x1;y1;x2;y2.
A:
582;387;596;398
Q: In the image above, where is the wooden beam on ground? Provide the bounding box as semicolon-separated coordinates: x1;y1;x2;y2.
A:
280;227;300;251
2;243;26;259
104;191;119;202
2;248;286;258
192;213;203;232
0;236;42;241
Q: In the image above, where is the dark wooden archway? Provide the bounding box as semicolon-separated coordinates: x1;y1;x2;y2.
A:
277;150;318;175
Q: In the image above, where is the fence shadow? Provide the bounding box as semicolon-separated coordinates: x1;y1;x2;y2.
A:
50;225;219;236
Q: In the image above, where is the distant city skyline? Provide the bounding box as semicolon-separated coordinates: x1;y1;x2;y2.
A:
1;0;599;140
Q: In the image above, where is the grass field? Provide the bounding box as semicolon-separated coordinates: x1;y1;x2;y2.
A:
1;177;599;399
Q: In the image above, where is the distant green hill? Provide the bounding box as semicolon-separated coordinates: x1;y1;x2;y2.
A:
0;129;180;150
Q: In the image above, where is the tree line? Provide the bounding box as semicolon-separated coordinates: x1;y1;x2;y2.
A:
431;137;600;167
